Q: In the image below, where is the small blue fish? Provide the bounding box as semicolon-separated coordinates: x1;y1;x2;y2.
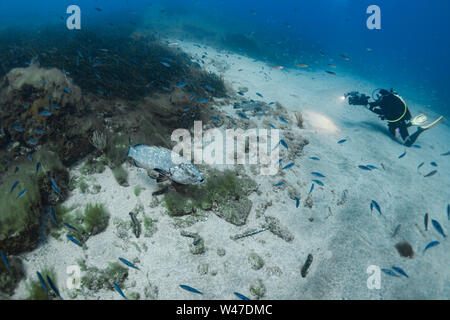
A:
309;183;314;194
197;98;209;103
447;204;449;221
366;165;378;170
211;116;221;121
424;170;437;177
113;282;127;299
51;178;61;192
51;184;61;197
268;123;276;129
95;73;101;79
337;139;347;144
0;251;11;273
16;189;27;199
97;90;103;95
441;151;450;156
412;145;421;149
205;84;215;91
282;162;294;170
177;82;187;87
256;92;263;98
10;181;19;193
237;112;249;119
273;181;285;187
180;284;203;295
279;139;288;149
183;106;192;111
119;257;140;270
14;167;19;174
35;162;41;174
63;87;71;93
189;94;196;100
424;213;429;231
310;156;320;161
234;292;250;300
36;271;49;296
279;116;289;123
371;200;382;215
27;153;33;162
160;62;171;67
38;110;52;116
24;104;30;109
67;235;82;247
431;219;446;238
50;104;60;109
430;162;437;167
311;172;325;178
358;165;371;171
381;268;400;277
49;207;60;227
34;129;44;135
295;197;300;208
417;162;424;170
28;139;37;145
77;50;83;58
42;79;47;85
312;179;324;186
13;124;24;132
92;62;102;67
46;275;62;299
64;223;78;232
398;151;406;159
423;241;440;253
370;201;374;212
391;266;408;278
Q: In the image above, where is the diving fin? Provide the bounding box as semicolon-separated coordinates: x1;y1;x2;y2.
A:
410;114;427;126
404;116;443;147
420;115;443;130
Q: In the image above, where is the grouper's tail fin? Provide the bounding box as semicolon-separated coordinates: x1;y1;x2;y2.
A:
126;137;133;158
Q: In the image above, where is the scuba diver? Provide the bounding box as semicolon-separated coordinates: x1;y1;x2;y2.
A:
344;88;443;147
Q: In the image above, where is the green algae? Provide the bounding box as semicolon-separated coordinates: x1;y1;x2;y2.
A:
84;203;110;236
112;165;129;186
25;268;56;300
134;186;143;197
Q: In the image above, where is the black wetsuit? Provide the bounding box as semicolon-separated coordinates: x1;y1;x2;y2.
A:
368;93;412;141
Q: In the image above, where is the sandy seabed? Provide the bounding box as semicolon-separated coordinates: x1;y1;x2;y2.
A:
12;40;449;300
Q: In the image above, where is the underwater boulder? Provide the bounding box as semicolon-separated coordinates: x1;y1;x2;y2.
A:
0;164;43;255
163;168;258;226
0;256;25;296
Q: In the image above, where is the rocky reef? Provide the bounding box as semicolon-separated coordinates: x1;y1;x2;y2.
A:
163;168;258;226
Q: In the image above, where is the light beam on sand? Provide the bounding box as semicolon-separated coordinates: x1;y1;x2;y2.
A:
303;110;339;133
